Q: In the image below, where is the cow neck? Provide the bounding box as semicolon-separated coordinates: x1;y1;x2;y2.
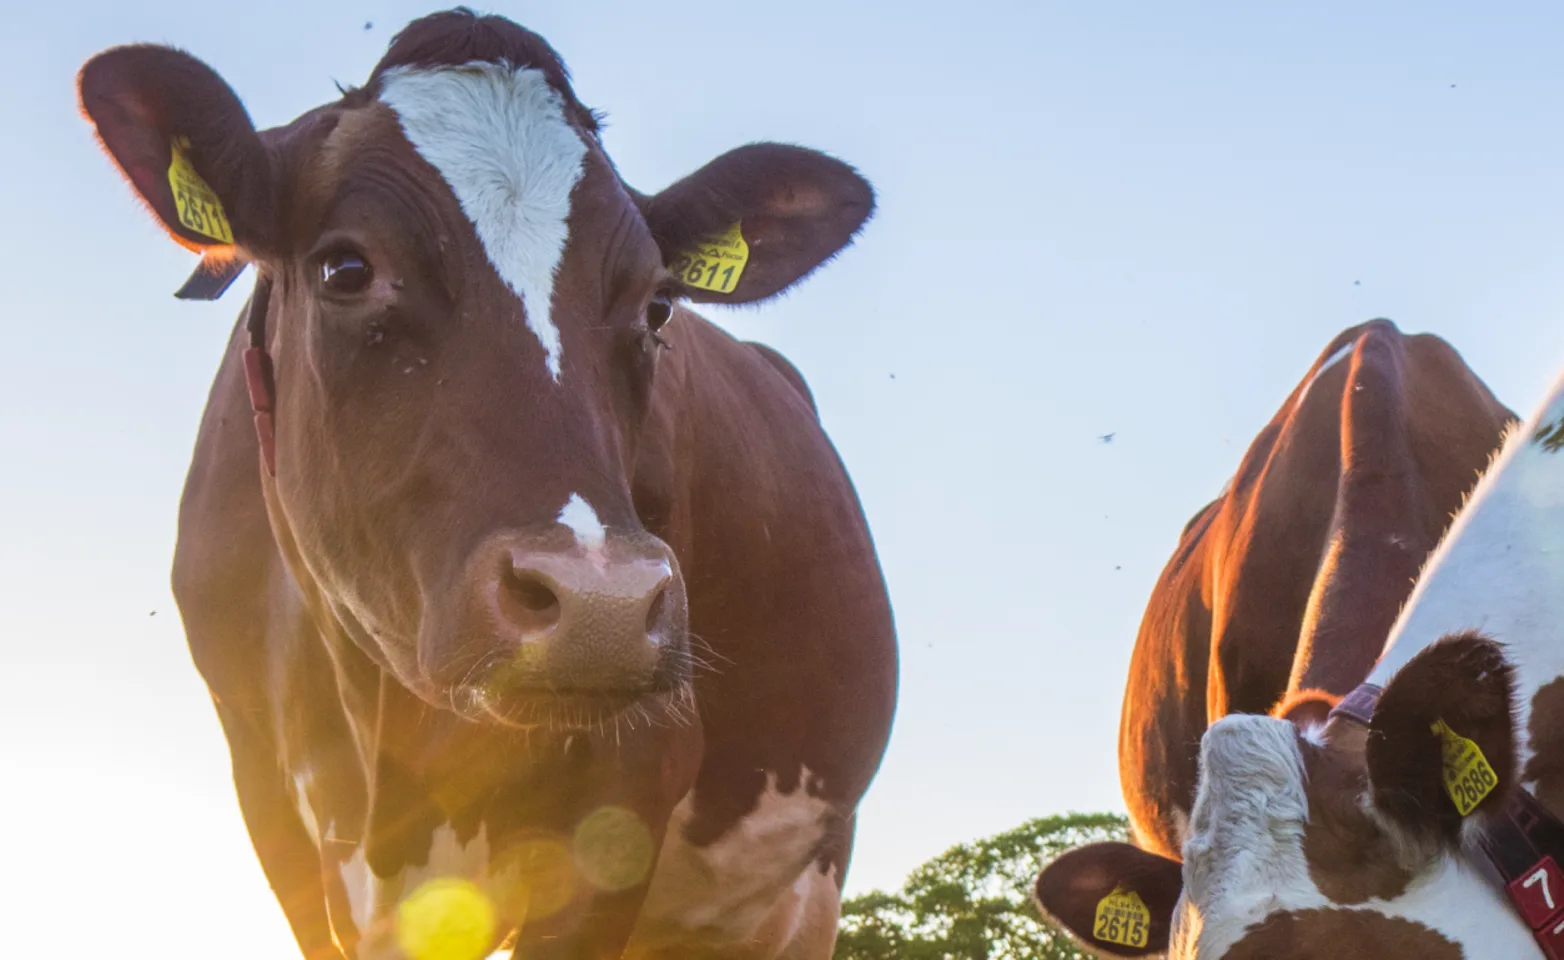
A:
240;275;277;477
1329;683;1564;959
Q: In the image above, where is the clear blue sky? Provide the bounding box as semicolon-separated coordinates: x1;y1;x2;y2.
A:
6;0;1564;954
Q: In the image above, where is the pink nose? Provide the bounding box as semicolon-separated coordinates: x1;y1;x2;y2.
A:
441;533;687;700
496;547;676;661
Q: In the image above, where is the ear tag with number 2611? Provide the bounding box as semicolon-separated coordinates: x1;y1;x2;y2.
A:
672;222;748;294
167;137;234;244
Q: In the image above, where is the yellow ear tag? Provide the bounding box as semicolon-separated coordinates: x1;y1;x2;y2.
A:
672;222;748;294
1093;886;1151;949
167;137;234;244
1432;718;1499;816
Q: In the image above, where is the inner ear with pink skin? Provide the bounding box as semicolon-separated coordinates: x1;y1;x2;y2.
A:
78;44;277;256
1367;631;1518;843
1033;841;1181;957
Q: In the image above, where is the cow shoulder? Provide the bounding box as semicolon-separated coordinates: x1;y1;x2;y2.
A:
746;340;818;417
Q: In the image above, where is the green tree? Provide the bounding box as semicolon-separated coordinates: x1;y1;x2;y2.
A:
835;812;1130;960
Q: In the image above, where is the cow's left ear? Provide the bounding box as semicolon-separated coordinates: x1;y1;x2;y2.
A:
637;143;874;304
78;44;276;256
1034;842;1181;957
1368;631;1518;844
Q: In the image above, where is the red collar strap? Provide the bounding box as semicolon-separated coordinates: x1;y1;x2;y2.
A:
1330;682;1564;958
172;258;275;475
239;277;277;477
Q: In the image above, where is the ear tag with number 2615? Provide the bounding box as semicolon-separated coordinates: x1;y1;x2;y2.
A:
1093;886;1150;949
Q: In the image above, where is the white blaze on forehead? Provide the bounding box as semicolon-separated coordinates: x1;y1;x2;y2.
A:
379;62;588;381
558;493;606;550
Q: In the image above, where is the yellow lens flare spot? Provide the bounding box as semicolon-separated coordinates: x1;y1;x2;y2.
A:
493;837;577;923
573;806;655;892
395;877;496;960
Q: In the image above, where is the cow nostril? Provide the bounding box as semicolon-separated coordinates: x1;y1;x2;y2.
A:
513;576;557;613
645;583;672;638
499;569;561;635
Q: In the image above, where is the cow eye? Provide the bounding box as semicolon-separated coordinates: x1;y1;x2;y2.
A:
320;249;373;294
647;295;673;331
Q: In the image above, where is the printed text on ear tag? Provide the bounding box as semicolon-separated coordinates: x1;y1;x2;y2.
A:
1432;718;1498;816
167;138;234;244
672;222;748;294
1093;887;1150;949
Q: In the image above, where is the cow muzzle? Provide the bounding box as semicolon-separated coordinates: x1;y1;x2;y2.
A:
427;529;690;724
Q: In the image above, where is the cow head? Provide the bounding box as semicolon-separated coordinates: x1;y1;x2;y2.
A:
79;10;873;727
1037;633;1543;958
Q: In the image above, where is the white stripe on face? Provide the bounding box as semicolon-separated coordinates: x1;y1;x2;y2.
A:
380;62;588;381
557;493;606;551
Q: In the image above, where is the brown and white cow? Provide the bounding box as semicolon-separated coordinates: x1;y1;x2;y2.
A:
1033;320;1513;956
79;10;896;959
1036;355;1564;957
1118;319;1512;861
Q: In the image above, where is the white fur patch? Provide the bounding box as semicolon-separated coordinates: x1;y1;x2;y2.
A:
631;769;836;954
380;62;588;381
339;822;516;959
1299;721;1330;749
557;493;606;551
1294;340;1356;407
291;771;321;846
1176;715;1320;957
1369;376;1564;726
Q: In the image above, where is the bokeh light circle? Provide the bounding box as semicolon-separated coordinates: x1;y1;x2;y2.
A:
395;877;496;960
573;806;655;892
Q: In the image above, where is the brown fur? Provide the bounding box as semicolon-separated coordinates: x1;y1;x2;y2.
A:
1367;632;1517;839
1223;908;1462;959
1299;729;1414;904
1524;678;1564;814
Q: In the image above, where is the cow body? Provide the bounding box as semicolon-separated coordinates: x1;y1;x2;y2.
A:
81;11;895;959
1120;319;1512;858
1147;354;1564;958
176;304;893;959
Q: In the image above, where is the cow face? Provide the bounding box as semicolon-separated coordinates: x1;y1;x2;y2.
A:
79;10;874;726
1037;633;1542;958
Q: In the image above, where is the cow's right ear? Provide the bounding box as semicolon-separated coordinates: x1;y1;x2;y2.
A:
78;45;275;256
1034;842;1181;957
1368;631;1517;845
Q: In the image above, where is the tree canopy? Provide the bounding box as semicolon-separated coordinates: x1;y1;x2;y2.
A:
834;812;1130;960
